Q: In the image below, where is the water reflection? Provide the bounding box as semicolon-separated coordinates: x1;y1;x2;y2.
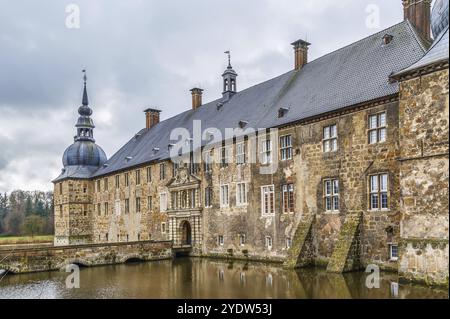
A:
0;258;447;299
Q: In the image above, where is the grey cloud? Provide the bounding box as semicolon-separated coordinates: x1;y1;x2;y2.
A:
0;0;404;192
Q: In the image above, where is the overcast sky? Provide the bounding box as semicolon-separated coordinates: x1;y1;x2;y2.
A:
0;0;407;193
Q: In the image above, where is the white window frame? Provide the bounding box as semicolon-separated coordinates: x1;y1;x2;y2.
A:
324;179;339;212
220;146;231;167
160;192;168;212
261;139;273;165
280;135;293;161
265;236;273;250
236;142;246;165
323;124;338;152
286;237;292;249
218;235;224;246
282;184;295;213
368;112;387;144
369;173;389;211
204;187;213;208
236;182;248;206
220;184;230;208
389;243;398;261
203;150;214;173
261;185;275;216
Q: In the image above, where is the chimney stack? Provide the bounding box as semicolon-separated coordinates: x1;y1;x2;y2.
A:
403;0;432;41
291;39;311;71
144;108;161;129
190;88;203;110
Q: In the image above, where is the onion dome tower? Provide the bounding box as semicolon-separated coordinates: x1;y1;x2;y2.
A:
62;71;107;168
431;0;449;38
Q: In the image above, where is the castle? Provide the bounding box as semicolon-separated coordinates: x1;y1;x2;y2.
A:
53;0;449;286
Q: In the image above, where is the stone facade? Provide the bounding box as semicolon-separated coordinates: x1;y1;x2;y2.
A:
397;68;449;286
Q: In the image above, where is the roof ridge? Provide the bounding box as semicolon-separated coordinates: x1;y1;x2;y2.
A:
404;19;430;52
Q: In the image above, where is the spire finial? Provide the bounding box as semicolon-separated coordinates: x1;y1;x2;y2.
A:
224;50;231;68
82;69;89;106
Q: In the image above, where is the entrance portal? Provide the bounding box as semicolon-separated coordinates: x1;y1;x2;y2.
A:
180;221;192;246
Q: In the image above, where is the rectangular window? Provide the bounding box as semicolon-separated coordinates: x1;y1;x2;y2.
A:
369;112;387;144
323;124;338;152
261;139;272;164
59;183;63;195
370;173;389;210
261;185;275;215
239;234;246;246
125;199;130;214
104;202;109;215
97;203;101;216
218;235;224;246
146;167;152;183
97;180;101;192
160;163;166;180
265;236;273;250
160;193;167;212
220;146;230;167
135;170;141;185
286;237;292;249
59;204;63;218
280;135;293;160
236;183;248;206
324;179;339;212
147;196;153;210
389;244;398;261
161;222;167;233
125;173;130;187
115;175;120;189
136;197;141;213
282;184;295;213
220;185;229;208
104;178;108;191
205;187;213;208
236;142;246;165
203;150;214;173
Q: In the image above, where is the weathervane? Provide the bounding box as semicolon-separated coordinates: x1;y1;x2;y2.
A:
224;50;231;68
82;69;87;84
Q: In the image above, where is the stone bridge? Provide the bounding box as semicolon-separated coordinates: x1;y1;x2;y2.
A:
0;241;172;274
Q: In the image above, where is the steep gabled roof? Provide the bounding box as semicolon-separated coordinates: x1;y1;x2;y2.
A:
89;20;426;179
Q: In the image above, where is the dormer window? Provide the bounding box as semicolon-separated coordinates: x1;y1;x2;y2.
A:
238;120;248;129
278;107;290;118
382;34;394;45
125;156;133;162
153;147;160;154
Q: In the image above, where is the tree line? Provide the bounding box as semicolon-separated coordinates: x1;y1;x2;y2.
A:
0;190;54;237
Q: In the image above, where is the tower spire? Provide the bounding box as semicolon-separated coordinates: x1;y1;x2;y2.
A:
75;70;95;142
82;69;89;106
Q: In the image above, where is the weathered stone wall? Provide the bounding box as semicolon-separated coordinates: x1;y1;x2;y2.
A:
398;68;449;286
54;180;94;246
0;241;172;274
91;161;172;244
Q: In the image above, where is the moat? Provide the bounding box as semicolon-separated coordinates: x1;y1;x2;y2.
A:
0;259;447;299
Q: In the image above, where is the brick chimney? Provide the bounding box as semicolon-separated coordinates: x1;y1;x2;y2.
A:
291;39;311;71
190;88;203;110
403;0;432;41
143;108;161;129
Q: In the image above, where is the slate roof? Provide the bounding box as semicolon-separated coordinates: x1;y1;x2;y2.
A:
393;26;449;78
55;20;427;181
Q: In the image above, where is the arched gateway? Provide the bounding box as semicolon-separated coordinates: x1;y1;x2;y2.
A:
180;221;192;246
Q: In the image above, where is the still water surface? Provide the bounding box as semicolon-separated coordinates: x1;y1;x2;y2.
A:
0;258;447;299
